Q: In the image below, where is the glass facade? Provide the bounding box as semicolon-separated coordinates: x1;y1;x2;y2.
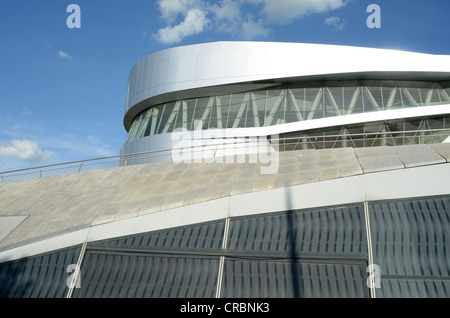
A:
3;196;448;298
369;195;450;297
124;80;450;144
0;246;82;298
278;115;450;150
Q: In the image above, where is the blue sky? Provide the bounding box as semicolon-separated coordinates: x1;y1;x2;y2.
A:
1;0;449;172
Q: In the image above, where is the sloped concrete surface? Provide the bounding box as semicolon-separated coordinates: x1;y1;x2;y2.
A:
0;143;449;251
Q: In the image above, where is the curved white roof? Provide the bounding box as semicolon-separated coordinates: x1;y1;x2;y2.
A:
124;41;450;129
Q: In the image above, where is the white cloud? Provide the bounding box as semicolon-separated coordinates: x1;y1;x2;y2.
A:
241;19;270;40
154;0;269;43
153;0;350;43
0;139;55;162
154;8;209;44
251;0;349;24
209;0;242;34
57;50;73;61
324;16;346;30
157;0;203;22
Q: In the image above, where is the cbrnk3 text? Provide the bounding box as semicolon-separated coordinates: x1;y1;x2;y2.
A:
180;302;270;315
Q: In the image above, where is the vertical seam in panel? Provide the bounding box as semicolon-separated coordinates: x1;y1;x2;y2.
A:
66;242;87;298
215;217;230;298
222;217;231;250
215;257;225;298
364;201;376;298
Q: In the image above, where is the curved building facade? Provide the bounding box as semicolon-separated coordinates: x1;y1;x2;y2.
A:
121;42;450;162
1;42;450;300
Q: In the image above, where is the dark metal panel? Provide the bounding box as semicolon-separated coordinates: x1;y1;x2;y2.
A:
377;279;450;298
227;204;367;257
220;259;367;298
0;245;82;298
369;195;450;297
88;220;225;252
73;251;220;298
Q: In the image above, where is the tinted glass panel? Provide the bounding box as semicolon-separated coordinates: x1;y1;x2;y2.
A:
0;246;82;298
88;220;225;253
220;259;367;298
74;252;219;298
369;195;450;297
227;204;367;257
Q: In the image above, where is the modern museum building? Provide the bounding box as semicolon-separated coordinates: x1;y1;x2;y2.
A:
1;42;450;298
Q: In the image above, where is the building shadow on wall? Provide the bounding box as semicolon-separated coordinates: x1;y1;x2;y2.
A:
285;187;301;298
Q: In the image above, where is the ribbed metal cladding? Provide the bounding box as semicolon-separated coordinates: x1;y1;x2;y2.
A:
379;279;450;298
88;220;225;252
73;220;226;298
220;204;368;298
0;246;82;298
72;251;220;298
369;195;450;297
227;204;367;257
220;260;367;298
